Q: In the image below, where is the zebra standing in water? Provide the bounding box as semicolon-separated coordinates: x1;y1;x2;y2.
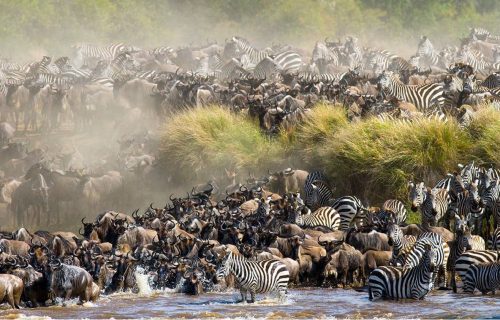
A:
216;251;289;303
368;243;437;300
454;250;499;292
403;232;450;288
463;262;500;294
448;215;473;291
377;71;444;112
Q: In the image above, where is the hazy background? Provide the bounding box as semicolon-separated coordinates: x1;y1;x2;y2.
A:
1;0;499;59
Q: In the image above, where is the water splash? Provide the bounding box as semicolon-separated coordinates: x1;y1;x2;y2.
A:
134;266;153;296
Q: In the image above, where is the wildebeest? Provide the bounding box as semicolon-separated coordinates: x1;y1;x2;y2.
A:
10;172;49;227
0;274;24;309
268;168;309;194
49;258;94;305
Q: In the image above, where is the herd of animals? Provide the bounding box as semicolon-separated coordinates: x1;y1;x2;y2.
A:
0;161;497;308
0;27;499;136
0;27;498;309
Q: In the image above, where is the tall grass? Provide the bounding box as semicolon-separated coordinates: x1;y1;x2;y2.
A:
316;117;472;203
160;104;499;207
159;106;287;182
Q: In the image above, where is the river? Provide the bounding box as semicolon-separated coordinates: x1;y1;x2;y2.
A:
1;288;498;319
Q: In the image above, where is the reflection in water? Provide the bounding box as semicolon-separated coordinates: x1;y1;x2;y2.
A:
1;288;498;319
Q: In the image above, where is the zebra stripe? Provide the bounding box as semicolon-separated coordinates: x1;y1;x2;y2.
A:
482;180;500;230
434;174;465;202
378;72;444;112
273;50;303;74
330;196;367;231
381;199;407;226
387;223;417;266
404;232;450;288
490;227;500;250
231;37;270;65
304;171;331;211
413;187;450;227
216;252;289;302
463;262;500;294
296;206;340;231
368;244;436;300
74;43;126;61
454;250;499;290
416;36;448;69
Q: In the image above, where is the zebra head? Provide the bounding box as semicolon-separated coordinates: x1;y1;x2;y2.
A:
417;36;434;57
386;223;401;247
422;243;438;274
215;251;233;279
455;213;468;233
408;181;426;211
469;179;482;207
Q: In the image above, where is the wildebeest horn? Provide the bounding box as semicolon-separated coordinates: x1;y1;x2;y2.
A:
78;227;84;236
149;203;154;210
81;217;87;225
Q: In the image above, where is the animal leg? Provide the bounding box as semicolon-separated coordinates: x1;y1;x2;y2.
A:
7;292;17;309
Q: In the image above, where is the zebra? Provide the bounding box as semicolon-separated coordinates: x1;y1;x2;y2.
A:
344;36;363;68
454;250;499;292
330;196;367;231
386;223;417;266
463;262;500;294
231;37;271;65
481;72;500;89
273;50;304;74
409;182;450;227
459;161;484;188
294;206;340;231
454;180;484;234
311;41;339;67
403;232;450;288
434;173;466;202
381;199;407;226
368;243;437;300
306;180;334;212
415;36;449;70
458;45;491;71
469;27;500;41
377;71;444;112
216;251;289;303
482;180;500;233
252;57;280;80
303;171;332;211
448;215;473;291
489;226;500;250
73;43;127;67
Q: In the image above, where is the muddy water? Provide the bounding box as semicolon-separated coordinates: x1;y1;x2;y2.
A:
1;288;498;319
